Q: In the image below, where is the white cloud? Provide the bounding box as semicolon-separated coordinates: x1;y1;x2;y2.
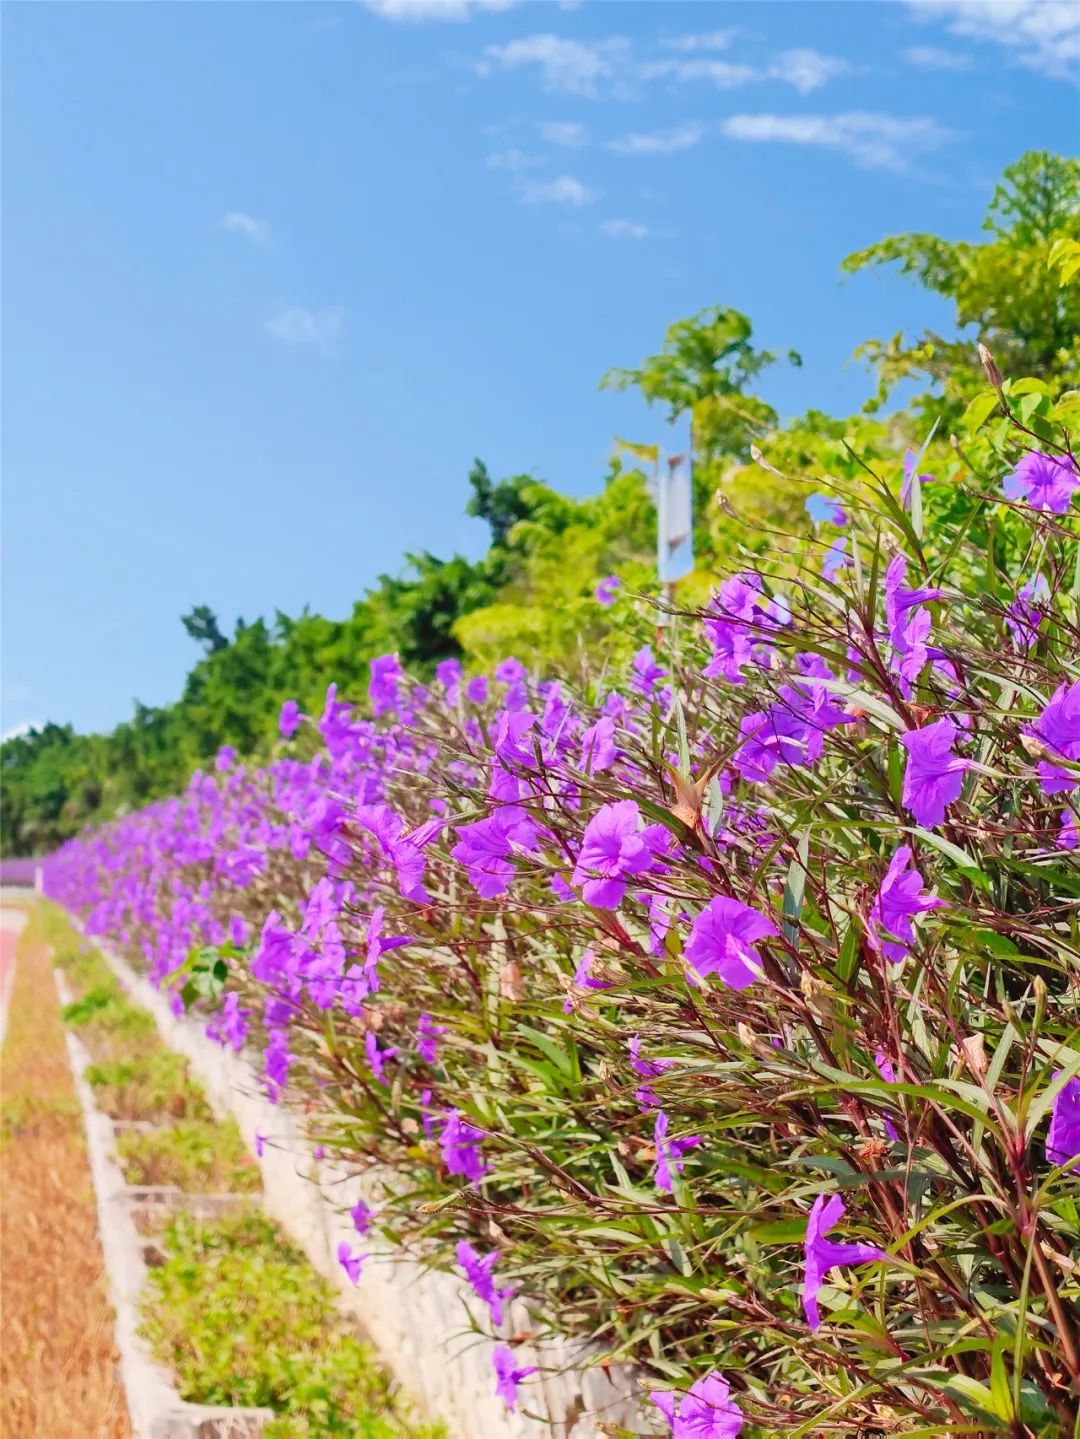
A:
660;30;737;52
721;111;955;172
640;57;756;88
518;174;595;206
903;0;1080;79
479;33;629;96
767;48;851;95
265;305;345;353
220;211;270;245
644;48;849;94
607;123;704;157
903;43;974;69
1;720;42;743
361;0;518;20
486;147;541;171
600;218;651;239
537;120;588;147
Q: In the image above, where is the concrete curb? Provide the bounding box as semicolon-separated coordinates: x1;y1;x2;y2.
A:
80;930;645;1438
54;968;275;1439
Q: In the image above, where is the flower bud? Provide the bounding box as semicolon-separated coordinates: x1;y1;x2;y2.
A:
978;341;1004;393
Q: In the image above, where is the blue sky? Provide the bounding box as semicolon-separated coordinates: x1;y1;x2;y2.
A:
2;0;1075;738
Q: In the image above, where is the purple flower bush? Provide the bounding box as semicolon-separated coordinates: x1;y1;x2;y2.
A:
44;392;1080;1432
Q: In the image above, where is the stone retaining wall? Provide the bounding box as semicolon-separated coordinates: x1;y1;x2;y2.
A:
89;934;643;1438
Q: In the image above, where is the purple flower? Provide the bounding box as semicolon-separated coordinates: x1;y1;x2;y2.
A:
491;709;538;771
255;1130;267;1158
595;575;621;606
465;674;489;705
279;699;302;738
901;449;932;509
439;1110;487;1183
702;573;786;684
562;948;614;1013
571;800;667;909
578;715;617;774
417;1011;448;1064
1003;451;1080;515
452;806;538;899
653;1110;700;1192
806;492;847;527
337;1241;369;1285
495;657;526;685
631;645;668;698
650;1370;744;1437
215;746;236;773
350;1200;374;1235
885;555;944;687
435;657;462;690
492;1345;538;1411
1005;576;1048;652
365;1030;399;1085
822;537;851;582
1059;809;1078;850
868;845;945;964
684;897;778;990
369;653;404;718
733;705;812;783
802;1193;887;1330
456;1241;515;1326
629;1034;674;1079
900;718;971;828
206;991;249;1053
1047;1076;1080;1169
1025;681;1080;795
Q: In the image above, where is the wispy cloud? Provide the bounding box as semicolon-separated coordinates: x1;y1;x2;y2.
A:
643;47;850;94
640;57;756;88
600;218;652;239
903;0;1080;80
486;147;542;171
660;30;737;52
721;111;955;172
903;43;974;69
767;49;852;94
537;120;588;147
607;123;704;157
265;305;345;354
518;174;595;206
479;33;629;96
220;211;270;245
361;0;518;21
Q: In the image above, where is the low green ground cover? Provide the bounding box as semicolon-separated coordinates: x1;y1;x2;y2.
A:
142;1208;445;1439
116;1118;260;1193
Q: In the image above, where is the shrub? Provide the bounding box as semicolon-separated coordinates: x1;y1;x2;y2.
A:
48;362;1080;1434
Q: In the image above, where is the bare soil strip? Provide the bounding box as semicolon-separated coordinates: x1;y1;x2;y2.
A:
0;904;131;1438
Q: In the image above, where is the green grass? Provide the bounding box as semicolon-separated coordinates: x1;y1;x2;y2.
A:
116;1119;261;1193
84;1051;212;1124
142;1209;445;1439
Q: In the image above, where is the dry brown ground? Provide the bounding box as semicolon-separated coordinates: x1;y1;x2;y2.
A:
0;904;131;1438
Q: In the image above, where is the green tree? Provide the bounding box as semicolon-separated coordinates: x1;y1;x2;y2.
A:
181;605;229;655
843;149;1080;424
602;305;801;461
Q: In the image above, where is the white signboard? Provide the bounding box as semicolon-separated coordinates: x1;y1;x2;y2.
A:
658;452;694;583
